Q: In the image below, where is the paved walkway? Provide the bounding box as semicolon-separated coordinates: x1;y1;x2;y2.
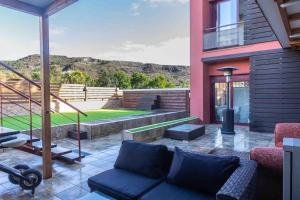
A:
0;124;274;200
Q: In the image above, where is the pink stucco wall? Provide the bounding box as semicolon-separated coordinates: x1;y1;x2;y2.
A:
190;0;282;123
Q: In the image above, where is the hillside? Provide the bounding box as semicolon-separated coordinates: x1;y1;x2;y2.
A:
5;55;190;86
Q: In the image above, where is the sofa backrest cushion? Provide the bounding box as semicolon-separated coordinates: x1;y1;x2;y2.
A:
114;140;170;178
167;147;240;195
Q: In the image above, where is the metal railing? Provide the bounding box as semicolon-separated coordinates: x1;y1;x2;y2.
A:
203;22;244;50
0;61;87;161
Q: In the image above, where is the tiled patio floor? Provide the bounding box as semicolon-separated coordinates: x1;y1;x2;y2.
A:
0;124;274;200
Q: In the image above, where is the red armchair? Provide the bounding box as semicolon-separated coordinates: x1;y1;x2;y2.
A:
250;123;300;200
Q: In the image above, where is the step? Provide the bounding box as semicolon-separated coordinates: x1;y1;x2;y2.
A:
59;152;85;163
31;141;57;151
17;134;40;143
51;146;72;156
0;127;20;137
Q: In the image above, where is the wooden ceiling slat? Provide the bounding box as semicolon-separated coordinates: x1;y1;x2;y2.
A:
289;13;300;21
292;27;300;34
45;0;78;16
0;0;42;16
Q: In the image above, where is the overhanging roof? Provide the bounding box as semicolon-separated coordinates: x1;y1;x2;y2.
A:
0;0;78;16
257;0;300;48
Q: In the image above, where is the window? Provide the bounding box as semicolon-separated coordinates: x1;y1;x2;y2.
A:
204;0;244;50
210;0;244;28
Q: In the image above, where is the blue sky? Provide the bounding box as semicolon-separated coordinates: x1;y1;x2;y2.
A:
0;0;189;65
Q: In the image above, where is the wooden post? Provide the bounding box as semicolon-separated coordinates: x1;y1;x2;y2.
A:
40;14;52;179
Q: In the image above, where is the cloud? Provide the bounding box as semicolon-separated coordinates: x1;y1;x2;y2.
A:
97;37;189;65
50;27;66;36
144;0;189;4
130;3;141;16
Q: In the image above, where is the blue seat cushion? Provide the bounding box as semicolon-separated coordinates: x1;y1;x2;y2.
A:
167;147;240;195
140;182;215;200
88;169;163;200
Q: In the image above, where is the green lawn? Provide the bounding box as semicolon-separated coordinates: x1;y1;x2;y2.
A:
1;109;150;131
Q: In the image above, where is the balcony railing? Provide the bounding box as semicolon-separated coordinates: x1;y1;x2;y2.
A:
203;22;244;50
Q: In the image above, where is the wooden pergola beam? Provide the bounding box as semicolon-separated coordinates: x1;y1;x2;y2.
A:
45;0;78;16
40;14;52;179
0;0;42;16
0;0;79;179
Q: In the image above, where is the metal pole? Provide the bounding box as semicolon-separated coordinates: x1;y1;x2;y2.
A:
226;80;230;109
28;82;33;144
77;112;81;161
0;86;2;127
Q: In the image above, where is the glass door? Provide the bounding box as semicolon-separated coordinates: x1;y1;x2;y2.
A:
211;75;249;124
233;81;249;123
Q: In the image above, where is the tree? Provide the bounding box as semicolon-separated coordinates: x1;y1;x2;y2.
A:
95;69;114;87
113;70;131;89
31;69;40;81
131;72;149;89
148;74;175;88
61;70;91;84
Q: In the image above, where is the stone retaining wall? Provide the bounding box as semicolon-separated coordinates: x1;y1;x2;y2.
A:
80;111;189;139
19;111;189;140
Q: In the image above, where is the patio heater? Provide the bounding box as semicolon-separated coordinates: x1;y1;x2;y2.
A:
217;67;238;135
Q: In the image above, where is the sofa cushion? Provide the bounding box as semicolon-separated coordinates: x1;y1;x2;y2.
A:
167;147;240;195
250;147;283;173
88;168;163;200
114;140;170;178
140;182;215;200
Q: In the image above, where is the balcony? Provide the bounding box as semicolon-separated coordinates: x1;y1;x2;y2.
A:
203;22;244;50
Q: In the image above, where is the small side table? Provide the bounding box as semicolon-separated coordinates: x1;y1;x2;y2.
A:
165;124;205;141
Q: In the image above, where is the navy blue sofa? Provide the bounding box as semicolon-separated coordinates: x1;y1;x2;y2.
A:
88;141;257;200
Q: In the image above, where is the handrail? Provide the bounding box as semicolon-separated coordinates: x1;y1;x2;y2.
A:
0;96;61;127
0;61;87;116
2;116;27;130
0;81;46;108
0;62;84;161
204;21;244;32
0;107;40;129
0;81;79;124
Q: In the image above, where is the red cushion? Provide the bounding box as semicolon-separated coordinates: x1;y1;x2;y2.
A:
275;123;300;147
250;147;283;173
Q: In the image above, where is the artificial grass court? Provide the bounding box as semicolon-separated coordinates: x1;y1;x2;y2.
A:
1;109;150;131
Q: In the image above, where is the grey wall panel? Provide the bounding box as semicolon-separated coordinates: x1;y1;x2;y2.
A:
244;0;277;45
250;49;300;132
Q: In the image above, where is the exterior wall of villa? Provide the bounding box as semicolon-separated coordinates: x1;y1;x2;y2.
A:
190;0;296;132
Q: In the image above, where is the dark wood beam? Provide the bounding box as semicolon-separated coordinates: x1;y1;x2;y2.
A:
289;13;300;21
289;40;300;46
44;0;78;16
276;0;293;38
0;0;42;16
40;14;52;179
292;27;300;34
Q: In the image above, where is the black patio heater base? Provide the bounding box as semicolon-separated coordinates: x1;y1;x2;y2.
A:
221;108;235;135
